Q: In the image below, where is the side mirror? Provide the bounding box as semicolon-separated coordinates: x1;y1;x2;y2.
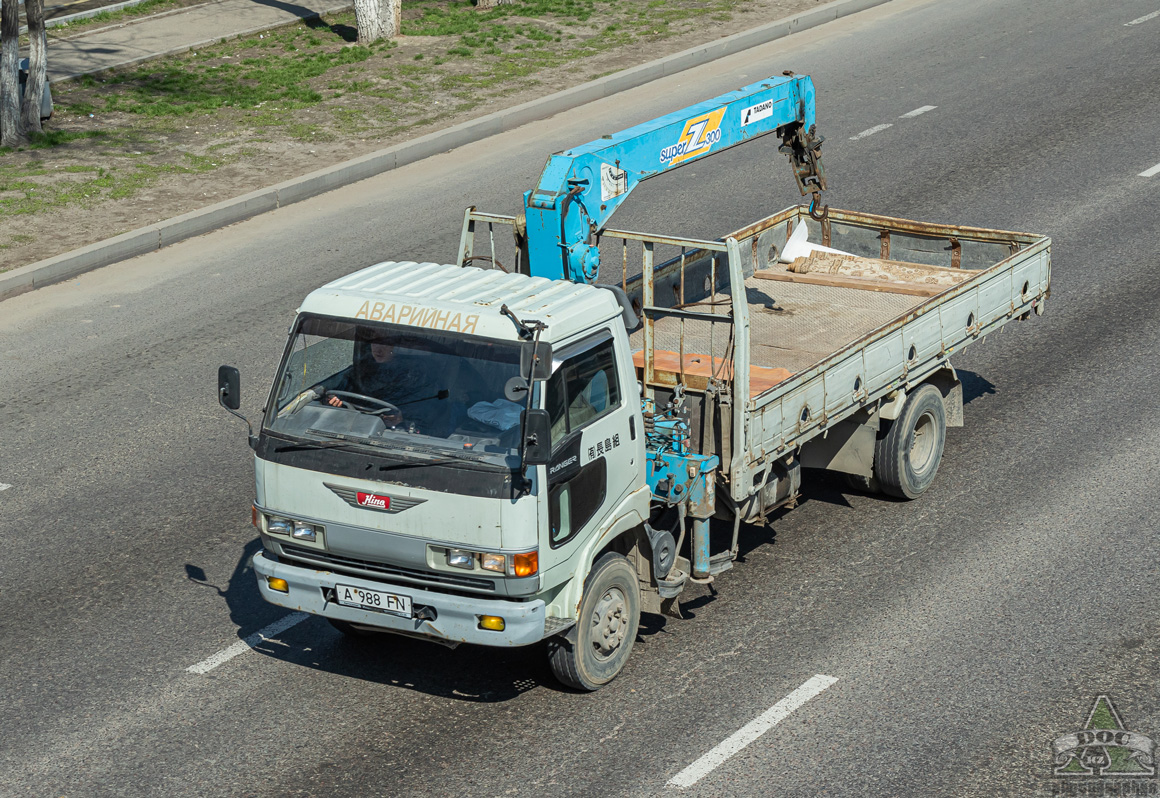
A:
521;408;552;466
218;365;241;411
504;375;530;403
520;341;553;381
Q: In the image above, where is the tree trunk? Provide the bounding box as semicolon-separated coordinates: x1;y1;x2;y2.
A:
353;0;399;45
22;0;47;134
0;0;25;146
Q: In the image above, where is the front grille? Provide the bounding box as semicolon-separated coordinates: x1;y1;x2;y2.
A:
280;544;496;591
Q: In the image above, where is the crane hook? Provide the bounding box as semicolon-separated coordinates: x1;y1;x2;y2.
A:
808;193;829;222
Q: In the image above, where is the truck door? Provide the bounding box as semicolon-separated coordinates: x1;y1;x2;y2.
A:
541;329;634;569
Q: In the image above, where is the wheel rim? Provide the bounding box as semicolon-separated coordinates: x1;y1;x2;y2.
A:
589;586;629;660
910;410;937;472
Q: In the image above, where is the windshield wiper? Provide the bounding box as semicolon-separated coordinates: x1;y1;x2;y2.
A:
269;428;385;453
272;436;360;453
304;429;508;469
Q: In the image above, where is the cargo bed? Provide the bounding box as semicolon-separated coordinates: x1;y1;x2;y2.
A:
616;205;1051;505
456;204;1051;508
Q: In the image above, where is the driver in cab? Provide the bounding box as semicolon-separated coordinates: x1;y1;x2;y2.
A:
324;336;452;435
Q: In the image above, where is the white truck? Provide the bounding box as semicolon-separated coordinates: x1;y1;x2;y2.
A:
218;75;1051;690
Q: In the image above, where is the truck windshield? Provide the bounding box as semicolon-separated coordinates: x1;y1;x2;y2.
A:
264;315;526;464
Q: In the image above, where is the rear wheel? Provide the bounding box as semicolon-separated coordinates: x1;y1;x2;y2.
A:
875;383;946;499
548;553;640;691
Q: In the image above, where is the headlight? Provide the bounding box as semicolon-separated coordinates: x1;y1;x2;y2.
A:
267;517;293;536
292;521;318;542
261;514;323;547
447;549;474;569
434;548;538;577
480;552;506;573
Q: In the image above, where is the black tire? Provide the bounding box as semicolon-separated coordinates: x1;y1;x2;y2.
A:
843;472;880;494
547;552;640;692
875;383;946;500
327;618;372;637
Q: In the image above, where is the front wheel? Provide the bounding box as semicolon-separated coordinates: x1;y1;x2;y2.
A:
547;553;640;691
875;383;947;499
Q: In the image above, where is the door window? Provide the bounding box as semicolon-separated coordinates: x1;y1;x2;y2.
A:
544;335;621;547
545;337;621;445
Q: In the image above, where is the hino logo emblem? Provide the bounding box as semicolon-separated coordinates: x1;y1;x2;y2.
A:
357;492;389;509
324;483;426;514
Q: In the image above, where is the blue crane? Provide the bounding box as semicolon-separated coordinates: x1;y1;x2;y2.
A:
522;72;827;283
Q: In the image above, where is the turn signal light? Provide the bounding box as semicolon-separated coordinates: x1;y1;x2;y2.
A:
266;576;289;593
252;505;259;527
513;551;538;578
479;615;505;631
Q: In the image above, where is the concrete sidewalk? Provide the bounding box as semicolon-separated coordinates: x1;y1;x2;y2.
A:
47;0;351;81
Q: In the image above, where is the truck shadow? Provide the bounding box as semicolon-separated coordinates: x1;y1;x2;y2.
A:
957;369;997;403
186;540;571;701
185;537;282;636
276;630;555;701
724;369;998;558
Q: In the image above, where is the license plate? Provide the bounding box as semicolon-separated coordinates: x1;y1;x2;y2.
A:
333;584;412;618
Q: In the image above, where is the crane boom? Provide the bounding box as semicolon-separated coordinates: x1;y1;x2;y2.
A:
522;73;827;283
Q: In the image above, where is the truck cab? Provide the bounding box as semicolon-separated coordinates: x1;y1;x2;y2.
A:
245;260;648;656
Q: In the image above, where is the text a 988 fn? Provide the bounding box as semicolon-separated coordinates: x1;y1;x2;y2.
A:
335;584;412;617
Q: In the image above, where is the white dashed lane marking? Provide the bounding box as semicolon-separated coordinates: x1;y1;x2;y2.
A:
900;105;937;118
1126;9;1160;25
1139;162;1160;178
0;483;11;491
849;123;892;141
666;674;839;789
187;612;309;675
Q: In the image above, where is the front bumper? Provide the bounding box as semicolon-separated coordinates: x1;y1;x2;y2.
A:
252;550;547;647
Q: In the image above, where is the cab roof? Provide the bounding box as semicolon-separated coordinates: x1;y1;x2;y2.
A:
299;261;622;343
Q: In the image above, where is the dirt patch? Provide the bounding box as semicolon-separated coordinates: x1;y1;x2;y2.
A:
1;0;824;271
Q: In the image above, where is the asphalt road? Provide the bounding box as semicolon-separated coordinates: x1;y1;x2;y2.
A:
3;0;1160;795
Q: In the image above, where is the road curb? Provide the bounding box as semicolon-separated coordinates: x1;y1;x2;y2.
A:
0;0;891;303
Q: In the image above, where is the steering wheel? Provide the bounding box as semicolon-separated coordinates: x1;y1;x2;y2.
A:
325;390;402;418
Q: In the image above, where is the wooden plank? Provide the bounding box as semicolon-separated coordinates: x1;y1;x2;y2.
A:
752;269;944;297
632;349;793;398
